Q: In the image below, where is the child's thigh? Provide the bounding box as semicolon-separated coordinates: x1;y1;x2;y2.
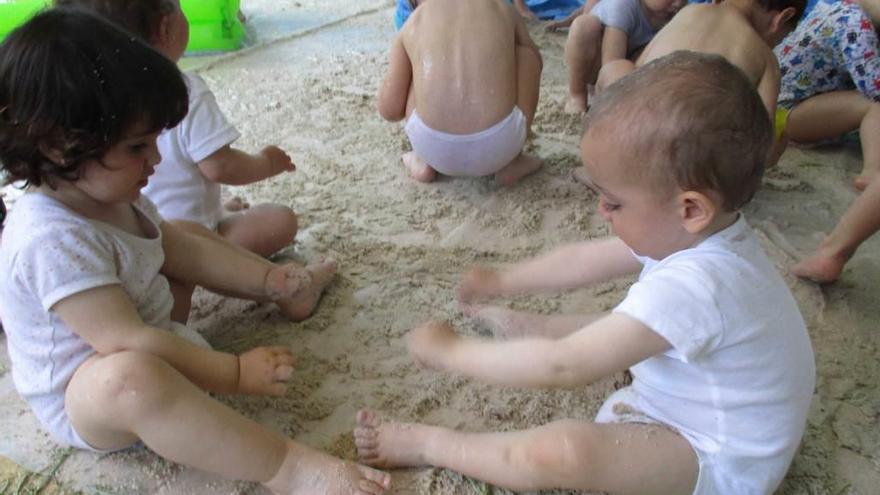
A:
527;420;697;495
788;91;873;142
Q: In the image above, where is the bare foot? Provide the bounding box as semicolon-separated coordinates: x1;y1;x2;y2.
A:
264;440;390;495
792;249;848;284
402;152;437;183
224;196;250;212
564;94;587;114
495;154;542;187
355;409;437;469
276;259;337;321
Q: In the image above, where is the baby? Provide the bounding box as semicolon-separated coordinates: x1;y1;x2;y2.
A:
57;0;299;259
378;0;543;186
0;9;387;494
355;52;815;494
564;0;686;113
598;0;805;131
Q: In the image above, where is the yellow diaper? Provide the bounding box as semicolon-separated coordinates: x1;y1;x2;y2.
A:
775;107;791;141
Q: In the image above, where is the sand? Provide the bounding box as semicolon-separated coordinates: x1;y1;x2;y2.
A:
2;1;880;494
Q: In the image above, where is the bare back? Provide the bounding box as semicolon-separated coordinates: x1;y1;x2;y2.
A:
401;0;520;133
636;4;773;85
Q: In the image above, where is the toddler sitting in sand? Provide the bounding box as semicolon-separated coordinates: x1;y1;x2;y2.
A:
563;0;685;113
377;0;543;186
58;0;299;260
0;9;387;495
597;0;805;131
355;52;815;494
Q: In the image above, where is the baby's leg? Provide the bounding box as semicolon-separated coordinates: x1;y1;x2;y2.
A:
402;151;438;183
564;15;603;113
793;174;880;283
787;91;880;190
596;59;635;92
463;304;600;340
66;353;389;494
355;410;696;494
217;203;298;257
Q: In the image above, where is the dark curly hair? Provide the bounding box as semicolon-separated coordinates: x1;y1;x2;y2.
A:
0;7;188;188
54;0;175;42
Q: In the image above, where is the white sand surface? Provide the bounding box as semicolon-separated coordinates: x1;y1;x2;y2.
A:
2;2;880;494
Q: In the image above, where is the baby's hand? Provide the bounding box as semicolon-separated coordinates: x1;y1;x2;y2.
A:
237;346;295;396
262;145;295;173
265;263;312;301
407;321;460;370
458;267;502;303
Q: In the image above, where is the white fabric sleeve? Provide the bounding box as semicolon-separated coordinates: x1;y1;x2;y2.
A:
613;266;724;362
591;0;639;33
14;227;120;311
180;74;241;163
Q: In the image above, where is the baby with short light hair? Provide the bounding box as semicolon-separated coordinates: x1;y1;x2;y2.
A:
355;52;815;495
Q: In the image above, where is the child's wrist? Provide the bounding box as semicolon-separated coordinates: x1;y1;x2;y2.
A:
231;354;242;393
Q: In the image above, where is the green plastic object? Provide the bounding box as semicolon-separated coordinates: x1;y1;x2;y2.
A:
181;0;245;54
0;0;245;54
0;0;50;43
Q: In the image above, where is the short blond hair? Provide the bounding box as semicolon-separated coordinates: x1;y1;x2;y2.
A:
584;51;771;212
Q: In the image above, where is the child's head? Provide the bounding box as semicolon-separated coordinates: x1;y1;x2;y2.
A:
752;0;806;45
581;50;770;259
0;8;188;189
54;0;189;61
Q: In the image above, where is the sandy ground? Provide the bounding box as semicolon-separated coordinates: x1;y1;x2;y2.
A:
2;1;880;494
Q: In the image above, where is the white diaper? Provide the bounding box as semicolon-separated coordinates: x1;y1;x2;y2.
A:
43;322;212;452
596;387;717;495
404;107;527;177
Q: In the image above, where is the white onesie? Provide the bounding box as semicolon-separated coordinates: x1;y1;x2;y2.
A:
0;193;207;451
607;216;816;494
143;72;241;230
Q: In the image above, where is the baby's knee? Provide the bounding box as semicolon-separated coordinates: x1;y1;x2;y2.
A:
512;420;596;481
260;204;298;239
570;14;602;41
87;352;175;414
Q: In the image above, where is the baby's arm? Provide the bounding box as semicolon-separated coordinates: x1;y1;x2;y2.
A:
408;314;670;388
53;285;294;396
459;237;640;302
377;35;413;122
600;26;628;65
198;144;294;186
545;7;585;31
757;55;781;127
161;221;309;302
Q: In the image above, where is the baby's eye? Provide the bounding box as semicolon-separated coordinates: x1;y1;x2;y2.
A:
128;143;148;153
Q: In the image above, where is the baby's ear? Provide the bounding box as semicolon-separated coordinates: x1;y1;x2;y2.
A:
677;190;717;235
770;7;797;34
37;139;67;166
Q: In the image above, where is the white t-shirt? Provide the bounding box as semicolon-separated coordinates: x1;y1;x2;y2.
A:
590;0;658;53
0;193;176;444
613;216;815;494
143;72;241;229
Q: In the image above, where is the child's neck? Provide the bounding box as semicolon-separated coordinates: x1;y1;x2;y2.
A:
35;182;131;224
692;210;740;246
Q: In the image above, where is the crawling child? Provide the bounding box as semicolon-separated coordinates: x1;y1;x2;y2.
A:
377;0;543;186
597;0;805;130
355;52;815;494
0;10;387;494
563;0;685;113
57;0;299;259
